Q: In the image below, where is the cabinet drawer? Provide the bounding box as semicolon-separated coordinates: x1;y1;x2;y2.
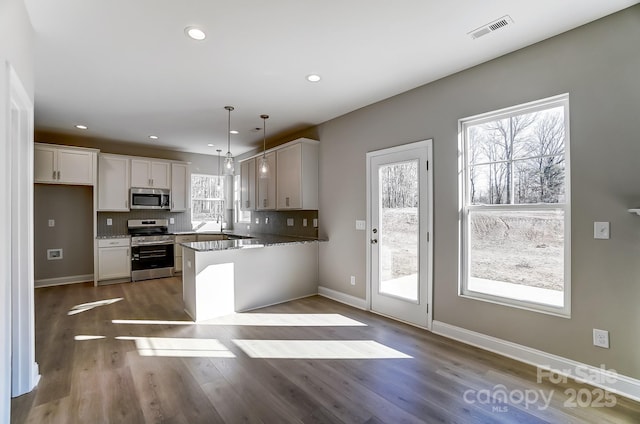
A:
98;238;131;248
175;235;197;243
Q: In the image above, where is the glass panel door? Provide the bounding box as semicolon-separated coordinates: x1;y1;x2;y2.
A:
368;140;432;328
378;160;419;302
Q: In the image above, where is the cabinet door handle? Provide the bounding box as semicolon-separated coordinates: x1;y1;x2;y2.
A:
286;197;290;207
245;200;249;208
263;199;267;207
125;199;128;208
58;171;61;180
52;170;56;180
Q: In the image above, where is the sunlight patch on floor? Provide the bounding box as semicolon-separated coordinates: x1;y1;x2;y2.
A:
116;336;236;358
74;335;106;341
112;313;366;327
68;297;123;315
232;340;412;359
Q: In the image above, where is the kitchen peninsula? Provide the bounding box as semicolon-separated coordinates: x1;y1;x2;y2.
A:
181;234;321;321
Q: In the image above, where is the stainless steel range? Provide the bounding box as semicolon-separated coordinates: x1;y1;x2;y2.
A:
128;219;174;282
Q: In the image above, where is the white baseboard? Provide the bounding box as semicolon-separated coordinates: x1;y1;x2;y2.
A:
318;286;367;310
35;274;93;288
432;320;640;402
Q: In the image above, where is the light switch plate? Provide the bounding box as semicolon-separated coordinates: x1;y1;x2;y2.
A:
594;222;610;239
303;219;308;227
48;219;55;227
106;218;113;226
287;218;294;226
313;219;318;228
170;218;175;224
355;220;366;230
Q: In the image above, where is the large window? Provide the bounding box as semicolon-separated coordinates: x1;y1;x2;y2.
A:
459;94;570;316
191;174;225;230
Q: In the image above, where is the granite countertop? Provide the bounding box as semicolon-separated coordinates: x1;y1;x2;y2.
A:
181;233;326;252
96;234;130;239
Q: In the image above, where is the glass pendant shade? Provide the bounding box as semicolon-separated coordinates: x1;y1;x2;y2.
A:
258;114;270;179
258;155;269;178
224;153;234;174
224;106;235;175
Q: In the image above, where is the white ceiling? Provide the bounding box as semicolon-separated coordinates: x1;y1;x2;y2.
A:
24;0;638;157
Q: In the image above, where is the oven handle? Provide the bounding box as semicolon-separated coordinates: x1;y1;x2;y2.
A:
136;253;169;259
131;241;174;246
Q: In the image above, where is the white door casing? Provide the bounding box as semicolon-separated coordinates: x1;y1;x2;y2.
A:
366;140;433;329
8;64;40;397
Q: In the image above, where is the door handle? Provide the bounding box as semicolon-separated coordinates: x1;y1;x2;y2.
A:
370;239;378;244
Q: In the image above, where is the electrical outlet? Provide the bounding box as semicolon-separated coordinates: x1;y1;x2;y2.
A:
106;218;113;226
350;276;356;285
313;219;318;228
593;329;610;348
48;219;55;227
255;218;260;224
47;249;63;260
303;219;308;227
287;218;294;226
170;218;175;224
355;220;366;230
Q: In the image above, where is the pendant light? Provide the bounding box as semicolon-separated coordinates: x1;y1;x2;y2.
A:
223;106;235;174
258;114;270;178
216;149;222;191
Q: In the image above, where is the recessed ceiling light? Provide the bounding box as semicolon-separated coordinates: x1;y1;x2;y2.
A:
149;135;158;140
306;74;321;82
75;124;88;130
185;26;206;41
207;143;214;147
230;130;239;134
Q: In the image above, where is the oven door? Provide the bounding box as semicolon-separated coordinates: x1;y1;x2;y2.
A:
131;243;175;271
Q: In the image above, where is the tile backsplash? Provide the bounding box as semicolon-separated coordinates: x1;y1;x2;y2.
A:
236;210;319;238
97;210;196;236
97;209;317;238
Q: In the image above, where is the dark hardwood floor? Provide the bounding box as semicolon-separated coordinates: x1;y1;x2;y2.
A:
11;277;640;423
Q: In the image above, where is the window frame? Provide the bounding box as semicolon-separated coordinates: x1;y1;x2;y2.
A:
459;94;571;317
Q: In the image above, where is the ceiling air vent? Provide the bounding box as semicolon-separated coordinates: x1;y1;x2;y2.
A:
468;15;514;40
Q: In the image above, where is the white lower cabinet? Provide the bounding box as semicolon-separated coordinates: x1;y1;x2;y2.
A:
97;238;131;281
174;235;197;273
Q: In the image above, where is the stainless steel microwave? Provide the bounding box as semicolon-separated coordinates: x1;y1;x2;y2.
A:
130;188;171;210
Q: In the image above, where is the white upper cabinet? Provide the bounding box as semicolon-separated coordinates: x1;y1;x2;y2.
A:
131;158;170;189
34;143;97;185
98;154;130;211
171;162;189;211
240;158;256;210
276;139;319;210
256;152;277;210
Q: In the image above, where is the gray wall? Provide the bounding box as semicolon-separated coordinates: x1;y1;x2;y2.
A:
318;6;640;378
34;185;94;283
0;0;34;419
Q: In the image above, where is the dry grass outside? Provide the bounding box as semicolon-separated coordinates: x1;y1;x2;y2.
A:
378;208;564;291
380;208;418;281
470;210;564;290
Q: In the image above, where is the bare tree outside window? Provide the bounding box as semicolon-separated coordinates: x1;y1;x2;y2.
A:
191;174;225;225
